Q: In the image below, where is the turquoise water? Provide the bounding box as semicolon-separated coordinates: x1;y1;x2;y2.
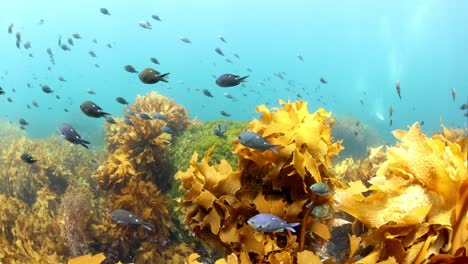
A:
1;0;467;143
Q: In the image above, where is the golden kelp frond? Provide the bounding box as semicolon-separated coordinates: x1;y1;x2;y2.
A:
0;188;67;263
177;100;344;262
333;145;386;183
335;122;468;262
97;91;190;192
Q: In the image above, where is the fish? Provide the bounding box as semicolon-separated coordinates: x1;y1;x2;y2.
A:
8;24;13;34
67;38;74;46
220;111;231;117
460;103;468;110
105;116;117;124
58;123;90;149
218;35;227;43
150;57;160;64
247;213;299;233
310;182;331;196
297;54;304;62
64;108;69;112
138;20;152;29
56;95;61;99
225;58;233;63
233;53;240;59
161;125;175;134
87;88;96;95
180;37;191;43
88;50;97;57
213;123;227;137
116;97;128;105
42;85;54;93
153;112;167;120
124;65;138;73
61;44;70;51
237;131;280;154
16;32;21;42
202;89;214;97
139;113;152;120
139;68;169;84
319;77;328;84
452;88;456;101
58;76;66;82
72;33;81;39
126;109;136;116
395;80;401;99
21;153;38;164
7;97;12;102
356;121;360;127
106;43;112;48
100;8;110;15
389;119;393;127
124;117;133;126
80;101;110;118
215;47;224;56
421;120;425;125
223;92;235;100
389;106;394;117
151;15;161;21
109;209;154;231
32;100;39;107
216;74;249;87
0;87;5;95
23;41;31;49
19;118;29;126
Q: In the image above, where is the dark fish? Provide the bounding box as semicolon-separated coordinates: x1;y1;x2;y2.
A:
58;123;90;149
109;209;154;231
389;119;393;127
80;101;110;118
218;35;226;43
297;54;304;62
19;118;29;126
72;33;81;39
138;20;152;29
356;121;360;127
320;77;328;84
26;104;31;109
87;88;96;95
180;37;191;43
421;120;425;125
0;87;5;95
61;44;70;51
216;74;248;87
100;8;110;15
213;123;227;137
151;15;161;21
138;68;169;84
389;106;394;117
223;92;235;100
225;58;233;63
56;95;61;99
124;65;138;73
126;109;136;116
116;97;128;105
42;85;54;93
106;43;112;48
215;47;224;56
124;117;133;125
354;131;358;136
32;100;39;107
202;89;214;97
451;88;456;101
8;24;13;34
150;57;160;64
153;112;167;120
105;116;117;124
161;125;175;134
64;108;69;112
395;80;401;99
67;38;74;46
16;40;20;49
88;50;97;57
360;99;364;105
23;41;31;49
58;36;62;47
58;76;66;82
21;153;38;164
37;19;45;25
460;103;468;110
233;53;240;59
220;111;231;117
237;131;280;154
139;113;152;120
7;97;12;102
16;32;21;41
93;39;98;44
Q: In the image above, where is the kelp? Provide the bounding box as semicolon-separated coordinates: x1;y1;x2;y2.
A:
335;122;468;263
176;100;344;263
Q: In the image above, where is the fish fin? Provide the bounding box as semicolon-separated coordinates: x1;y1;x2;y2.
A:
142;222;154;231
159;73;170;82
285;226;297;232
238;75;249;82
289;222;300;227
80;141;90;149
269;145;281;154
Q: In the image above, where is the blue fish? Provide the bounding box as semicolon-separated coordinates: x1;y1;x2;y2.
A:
237;131;280;154
161;125;175;134
247;213;299;233
153;112;167;121
109;209;154;231
139;113;152;120
124;117;133;126
58;123;90;149
126;109;136;116
213;123;227;137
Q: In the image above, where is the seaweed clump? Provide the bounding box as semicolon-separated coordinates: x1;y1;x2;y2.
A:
176;100;344;263
334;123;468;263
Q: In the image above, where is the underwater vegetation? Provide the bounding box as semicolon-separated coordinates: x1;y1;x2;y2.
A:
176;100;344;263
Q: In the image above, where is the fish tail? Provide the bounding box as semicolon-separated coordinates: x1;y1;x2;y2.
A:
143;222;154;231
269;145;281;154
80;140;90;149
286;222;300;232
238;75;249;82
159;73;170;82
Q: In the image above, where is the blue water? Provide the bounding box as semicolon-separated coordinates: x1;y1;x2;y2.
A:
1;0;467;144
